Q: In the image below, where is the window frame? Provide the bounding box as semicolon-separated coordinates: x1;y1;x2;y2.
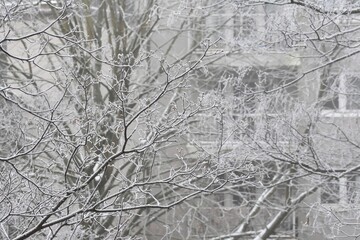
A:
320;174;360;205
188;4;263;52
321;71;360;117
188;66;298;146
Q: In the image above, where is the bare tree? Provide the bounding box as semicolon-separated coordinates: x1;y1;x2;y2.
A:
2;0;360;239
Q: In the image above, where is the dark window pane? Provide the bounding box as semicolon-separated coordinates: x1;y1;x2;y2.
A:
347;175;359;203
322;75;339;110
321;178;340;204
346;76;360;109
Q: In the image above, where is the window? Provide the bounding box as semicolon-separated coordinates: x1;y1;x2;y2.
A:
233;10;257;39
320;174;360;204
189;4;260;50
233;67;298;140
322;72;360;111
320;178;340;204
189;8;235;49
189;67;298;147
234;67;298;113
